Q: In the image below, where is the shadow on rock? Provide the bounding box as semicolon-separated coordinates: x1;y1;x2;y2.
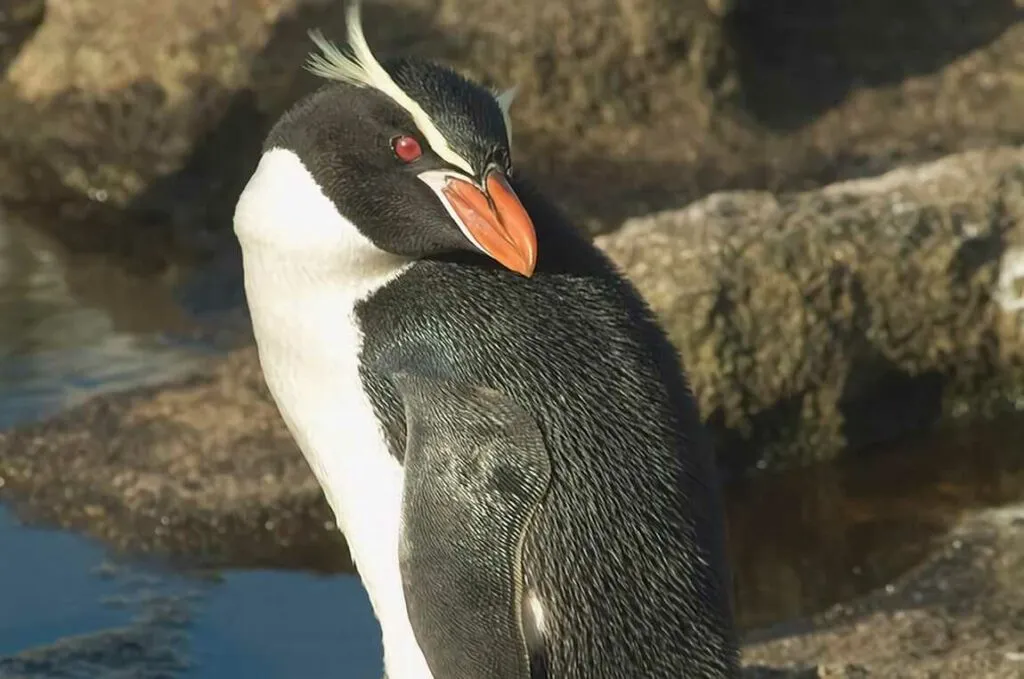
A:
0;0;44;76
838;360;945;453
725;0;1022;130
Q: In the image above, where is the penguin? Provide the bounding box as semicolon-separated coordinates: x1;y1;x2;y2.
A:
232;2;740;677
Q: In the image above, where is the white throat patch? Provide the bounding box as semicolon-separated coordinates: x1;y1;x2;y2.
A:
233;147;410;284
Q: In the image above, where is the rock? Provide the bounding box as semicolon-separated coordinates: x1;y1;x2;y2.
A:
0;1;44;73
0;346;345;569
0;604;190;679
741;665;867;679
0;0;727;268
742;504;1024;678
2;0;1023;267
0;564;194;679
0;625;185;678
597;146;1024;471
0;0;299;271
2;147;1024;548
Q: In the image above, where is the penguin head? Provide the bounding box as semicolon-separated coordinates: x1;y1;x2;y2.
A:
233;1;536;278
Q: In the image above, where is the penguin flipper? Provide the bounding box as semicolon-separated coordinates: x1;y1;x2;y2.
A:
392;372;552;679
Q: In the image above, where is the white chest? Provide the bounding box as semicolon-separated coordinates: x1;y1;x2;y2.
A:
248;284;389;525
244;276;434;679
234;147;435;678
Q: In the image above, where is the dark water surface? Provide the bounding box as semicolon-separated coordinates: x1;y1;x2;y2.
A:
0;214;233;430
1;216;1023;676
725;418;1024;630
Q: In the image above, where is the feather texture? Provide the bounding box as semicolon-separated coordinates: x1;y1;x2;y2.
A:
305;1;477;175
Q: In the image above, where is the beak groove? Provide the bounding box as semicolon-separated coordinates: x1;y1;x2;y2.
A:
419;169;538;278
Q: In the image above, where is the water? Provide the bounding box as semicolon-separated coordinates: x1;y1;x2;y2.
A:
0;212;1023;675
0;214;225;430
0;506;385;678
0;213;387;677
725;419;1024;630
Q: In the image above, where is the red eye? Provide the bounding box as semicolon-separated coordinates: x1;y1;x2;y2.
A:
392;135;423;163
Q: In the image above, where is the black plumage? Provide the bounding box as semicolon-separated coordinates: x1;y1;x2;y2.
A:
357;177;739;678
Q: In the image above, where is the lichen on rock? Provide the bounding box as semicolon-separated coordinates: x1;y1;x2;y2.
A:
598;147;1024;471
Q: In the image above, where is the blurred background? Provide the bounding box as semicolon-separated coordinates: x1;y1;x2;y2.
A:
0;0;1023;676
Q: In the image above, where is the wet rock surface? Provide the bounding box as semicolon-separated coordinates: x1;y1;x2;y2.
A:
0;347;343;570
0;599;191;679
598;146;1024;471
743;504;1024;678
2;146;1024;544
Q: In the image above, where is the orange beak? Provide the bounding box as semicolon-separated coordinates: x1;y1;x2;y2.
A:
438;172;537;277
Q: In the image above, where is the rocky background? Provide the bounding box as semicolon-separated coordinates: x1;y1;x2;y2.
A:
2;0;1023;471
1;0;1024;676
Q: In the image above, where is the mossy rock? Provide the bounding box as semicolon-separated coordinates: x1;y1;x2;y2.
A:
598;147;1024;471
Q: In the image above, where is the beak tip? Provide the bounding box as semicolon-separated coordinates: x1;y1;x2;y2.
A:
507;259;535;278
443;171;539;279
517;246;537;278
